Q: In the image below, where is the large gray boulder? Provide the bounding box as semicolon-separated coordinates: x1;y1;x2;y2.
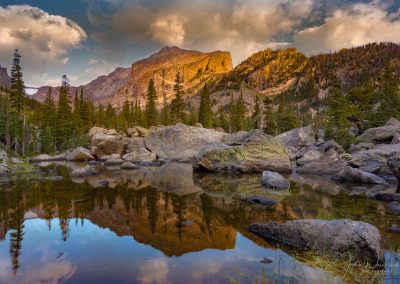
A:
296;149;347;175
261;171;289;189
65;147;94;162
348;142;375;154
145;123;226;162
333;166;386;184
194;130;291;173
91;133;127;158
123;138;156;163
349;152;388;174
277;125;317;154
357;118;400;144
249;219;384;264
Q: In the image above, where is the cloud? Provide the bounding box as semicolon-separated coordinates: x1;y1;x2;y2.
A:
137;258;171;284
87;0;322;64
0;5;87;85
293;1;400;54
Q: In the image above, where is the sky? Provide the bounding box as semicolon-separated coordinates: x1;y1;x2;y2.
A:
0;0;400;87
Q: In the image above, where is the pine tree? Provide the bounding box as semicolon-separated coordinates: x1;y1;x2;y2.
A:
325;79;354;149
235;92;246;131
198;84;212;128
56;75;73;150
10;49;25;115
263;97;278;135
41;88;56;152
171;71;186;123
276;103;301;133
376;64;400;124
251;95;261;129
145;79;158;126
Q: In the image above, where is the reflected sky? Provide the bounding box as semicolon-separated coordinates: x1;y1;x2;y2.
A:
0;219;342;284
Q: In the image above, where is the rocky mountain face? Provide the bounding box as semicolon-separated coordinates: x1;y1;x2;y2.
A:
205;42;400;114
33;46;232;108
0;65;11;89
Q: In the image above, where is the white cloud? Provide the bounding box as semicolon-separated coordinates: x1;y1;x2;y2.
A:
293;2;400;54
0;5;87;86
137;258;171;284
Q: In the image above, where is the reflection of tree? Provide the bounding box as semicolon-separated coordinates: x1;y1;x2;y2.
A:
8;209;24;275
200;193;213;236
146;187;159;234
172;195;187;242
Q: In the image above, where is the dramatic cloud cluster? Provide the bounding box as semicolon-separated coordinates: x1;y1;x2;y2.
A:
294;1;400;54
1;1;400;86
0;5;87;85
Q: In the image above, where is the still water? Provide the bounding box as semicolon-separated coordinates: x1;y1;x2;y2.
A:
0;162;399;283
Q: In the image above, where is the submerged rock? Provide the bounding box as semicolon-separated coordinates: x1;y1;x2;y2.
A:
70;165;101;178
333;166;386;184
246;195;278;206
120;162;138;170
104;158;124;166
194;130;291;173
375;193;400;202
387;202;400;215
261;171;289;189
249;219;384;264
29;154;54;163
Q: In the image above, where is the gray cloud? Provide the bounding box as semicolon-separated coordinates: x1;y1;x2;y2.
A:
0;5;87;86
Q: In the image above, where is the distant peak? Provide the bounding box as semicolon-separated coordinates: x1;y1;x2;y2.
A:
160;46;181;52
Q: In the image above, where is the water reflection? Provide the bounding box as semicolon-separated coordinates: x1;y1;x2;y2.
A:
0;162;399;283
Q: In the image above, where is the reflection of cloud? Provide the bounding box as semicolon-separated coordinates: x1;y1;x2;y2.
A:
138;258;170;284
0;250;76;284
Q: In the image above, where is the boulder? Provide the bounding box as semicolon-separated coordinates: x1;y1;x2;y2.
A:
127;128;139;138
357;118;400;144
277;125;317;154
145;123;226;162
387;202;400;215
134;126;150;137
348;142;375;154
120;162;139;170
194;130;291;173
123;138;156;163
91;133;127;158
105;129;118;135
0;163;9;176
246;195;277;206
249;219;384;264
194;123;203;128
392;133;400;144
29;154;54;163
296;149;347;175
349;152;388;174
65;147;94;162
333;166;386;184
261;171;289;189
88;126;107;137
296;150;321;166
317;140;345;154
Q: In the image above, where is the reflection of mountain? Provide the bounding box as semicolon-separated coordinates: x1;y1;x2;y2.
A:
0;164;397;274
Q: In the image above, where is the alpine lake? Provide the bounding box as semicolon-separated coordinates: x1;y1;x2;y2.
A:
0;162;399;284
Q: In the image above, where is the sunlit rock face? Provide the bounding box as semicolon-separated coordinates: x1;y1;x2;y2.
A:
0;65;10;89
33;46;232;108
